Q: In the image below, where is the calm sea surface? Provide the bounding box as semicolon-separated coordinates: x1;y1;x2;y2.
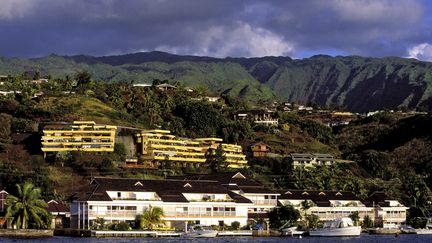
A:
1;235;432;243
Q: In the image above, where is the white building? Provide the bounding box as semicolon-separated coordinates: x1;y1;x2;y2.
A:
70;177;253;230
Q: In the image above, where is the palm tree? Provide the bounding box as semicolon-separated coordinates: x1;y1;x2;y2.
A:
137;206;165;230
6;182;50;229
300;200;313;229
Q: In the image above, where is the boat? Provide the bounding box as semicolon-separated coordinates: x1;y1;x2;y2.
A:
369;223;401;234
415;218;432;234
281;226;305;236
185;224;218;238
309;218;361;237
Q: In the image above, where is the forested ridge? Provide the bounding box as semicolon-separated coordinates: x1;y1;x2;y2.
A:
1;52;432;112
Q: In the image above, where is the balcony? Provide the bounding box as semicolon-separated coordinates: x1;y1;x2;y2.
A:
164;211;236;218
88;210;137;218
111;197;161;201
252;199;278;205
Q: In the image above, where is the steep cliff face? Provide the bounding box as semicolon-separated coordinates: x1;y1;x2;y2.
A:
1;52;432;111
260;56;432;112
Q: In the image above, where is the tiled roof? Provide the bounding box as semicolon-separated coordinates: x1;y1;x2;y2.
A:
278;190;361;205
71;177;252;204
46;200;70;213
169;172;278;195
362;192;395;207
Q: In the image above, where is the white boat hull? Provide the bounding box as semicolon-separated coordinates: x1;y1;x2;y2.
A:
186;231;218;238
309;226;361;237
415;229;432;235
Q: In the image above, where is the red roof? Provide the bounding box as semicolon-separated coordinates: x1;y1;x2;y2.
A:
46;200;69;213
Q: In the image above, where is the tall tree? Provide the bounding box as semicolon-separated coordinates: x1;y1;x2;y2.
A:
6;182;50;229
206;145;227;172
268;205;300;229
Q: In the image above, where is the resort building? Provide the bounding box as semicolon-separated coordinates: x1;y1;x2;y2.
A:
70;177;253;230
135;130;248;169
362;192;408;227
278;190;375;223
41;121;117;155
171;172;280;224
68;173;408;230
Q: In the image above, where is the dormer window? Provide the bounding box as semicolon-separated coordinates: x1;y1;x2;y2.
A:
134;181;143;186
336;192;342;196
184;183;192;188
319;192;326;196
302;192;309;195
285;191;292;194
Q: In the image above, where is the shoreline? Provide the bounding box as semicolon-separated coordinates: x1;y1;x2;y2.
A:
0;229;53;238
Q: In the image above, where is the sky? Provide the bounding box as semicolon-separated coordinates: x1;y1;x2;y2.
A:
0;0;432;61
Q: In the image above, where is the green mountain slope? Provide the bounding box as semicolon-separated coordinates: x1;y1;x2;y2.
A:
1;52;432;111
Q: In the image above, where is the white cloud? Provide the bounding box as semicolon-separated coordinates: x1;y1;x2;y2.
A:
407;43;432;62
156;22;295;58
0;0;34;19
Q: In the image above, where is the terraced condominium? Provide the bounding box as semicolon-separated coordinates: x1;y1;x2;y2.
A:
135;130;248;168
41;121;117;155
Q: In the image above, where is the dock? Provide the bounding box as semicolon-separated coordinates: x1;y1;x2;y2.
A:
92;230;181;237
218;231;253;236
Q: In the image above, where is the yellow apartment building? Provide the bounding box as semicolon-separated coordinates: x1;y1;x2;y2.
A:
135;130;248;168
41;121;117;155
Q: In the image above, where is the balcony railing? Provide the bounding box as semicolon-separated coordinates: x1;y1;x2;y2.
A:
252;199;278;205
88;210;137;218
164;211;236;218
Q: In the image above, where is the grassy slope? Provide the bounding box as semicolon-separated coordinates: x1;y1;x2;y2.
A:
35;96;143;127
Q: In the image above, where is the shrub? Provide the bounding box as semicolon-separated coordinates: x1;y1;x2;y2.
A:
114;222;131;231
231;221;240;230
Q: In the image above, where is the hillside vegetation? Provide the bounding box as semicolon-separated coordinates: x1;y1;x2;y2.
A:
1;52;432;111
0;67;431;221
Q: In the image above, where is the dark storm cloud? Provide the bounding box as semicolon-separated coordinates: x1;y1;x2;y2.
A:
0;0;431;60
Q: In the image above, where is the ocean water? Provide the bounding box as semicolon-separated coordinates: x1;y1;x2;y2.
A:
1;234;432;243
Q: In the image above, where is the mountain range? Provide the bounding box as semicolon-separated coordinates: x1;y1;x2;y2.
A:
1;51;432;112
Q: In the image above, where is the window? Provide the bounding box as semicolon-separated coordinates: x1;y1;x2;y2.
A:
117;192;121;198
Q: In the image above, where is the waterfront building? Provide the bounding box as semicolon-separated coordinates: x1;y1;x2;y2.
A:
41;121;117;155
70;177;253;230
46;200;70;229
135;130;248;168
278;190;375;223
170;172;280;225
68;173;408;230
362;192;408;226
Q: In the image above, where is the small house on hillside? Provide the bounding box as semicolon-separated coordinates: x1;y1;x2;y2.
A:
289;153;352;169
156;83;177;91
250;142;270;158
